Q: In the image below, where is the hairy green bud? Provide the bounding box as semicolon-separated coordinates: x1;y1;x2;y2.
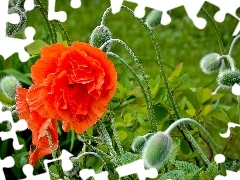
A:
142;132;173;170
89;25;112;52
64;157;80;176
145;10;162;29
0;75;21;100
7;7;27;37
200;53;221;74
131;136;147;152
217;70;240;89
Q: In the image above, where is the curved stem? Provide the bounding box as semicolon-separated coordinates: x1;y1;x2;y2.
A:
219;55;236;71
34;0;57;43
102;39;157;132
46;129;64;178
107;52;150;122
76;152;108;171
101;6;205;165
55;20;72;45
165;118;226;176
108;105;125;156
201;8;225;55
228;33;240;56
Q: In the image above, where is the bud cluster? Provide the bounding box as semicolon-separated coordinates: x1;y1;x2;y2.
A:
131;132;172;170
200;53;240;89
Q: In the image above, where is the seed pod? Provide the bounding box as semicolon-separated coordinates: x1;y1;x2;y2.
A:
200;53;222;74
142;132;173;170
131;136;147;152
89;25;112;52
6;7;27;37
0;75;21;100
217;70;240;89
64;157;80;176
145;9;162;29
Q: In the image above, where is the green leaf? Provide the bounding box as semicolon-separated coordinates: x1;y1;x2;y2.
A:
1;68;32;85
117;130;128;142
196;87;212;104
180;139;191;154
154;105;169;122
26;40;48;55
168;63;183;81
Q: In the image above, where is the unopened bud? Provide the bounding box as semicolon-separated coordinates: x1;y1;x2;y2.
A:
0;75;21;100
89;25;112;52
217;70;240;89
142;132;173;170
200;53;222;74
7;7;27;37
131;136;147;152
64;157;80;176
145;10;162;29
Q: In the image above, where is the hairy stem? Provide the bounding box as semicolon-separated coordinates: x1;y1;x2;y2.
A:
228;33;240;56
45;129;64;178
165;118;226;175
201;8;225;55
34;0;57;43
101;39;157;132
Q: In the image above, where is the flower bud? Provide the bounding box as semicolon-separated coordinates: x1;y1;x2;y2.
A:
145;10;162;29
217;70;240;89
89;25;112;52
6;7;27;37
0;75;21;100
200;53;222;74
64;157;80;176
131;136;147;152
142;132;173;170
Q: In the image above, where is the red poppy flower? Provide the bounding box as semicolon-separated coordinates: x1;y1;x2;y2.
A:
16;42;117;134
15;88;58;166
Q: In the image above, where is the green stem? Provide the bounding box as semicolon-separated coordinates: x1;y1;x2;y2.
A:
55;20;72;45
228;33;240;56
101;39;157;132
45;129;64;178
219;55;236;71
85;143;120;167
237;96;240;124
107;52;151;129
34;0;57;43
76;152;108;171
108;105;125;156
102;5;206;166
201;8;225;55
97;120;121;163
165;118;226;176
119;5;205;163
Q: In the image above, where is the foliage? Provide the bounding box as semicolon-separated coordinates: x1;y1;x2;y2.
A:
1;0;240;179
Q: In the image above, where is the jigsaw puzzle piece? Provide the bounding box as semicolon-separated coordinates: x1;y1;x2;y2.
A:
0;156;15;180
0;102;28;150
47;0;81;22
182;0;207;29
0;27;35;62
208;0;240;22
0;0;20;37
116;159;158;180
79;169;108;180
43;149;74;172
24;0;35;11
20;164;50;180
